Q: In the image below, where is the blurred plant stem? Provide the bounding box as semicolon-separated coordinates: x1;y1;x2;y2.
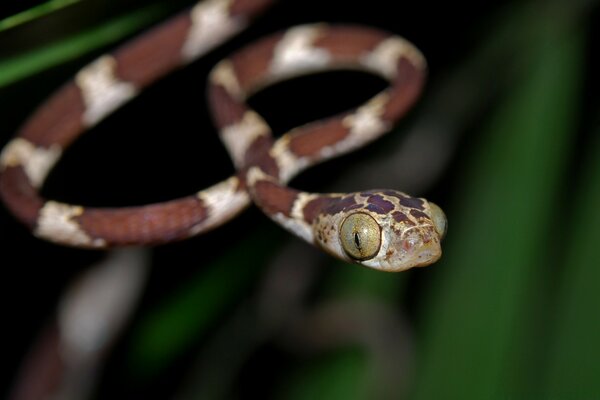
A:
0;0;81;31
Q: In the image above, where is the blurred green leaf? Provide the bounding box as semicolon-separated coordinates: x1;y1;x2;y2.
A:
411;12;584;400
281;347;369;400
0;0;81;31
128;226;280;377
0;3;167;88
542;131;600;397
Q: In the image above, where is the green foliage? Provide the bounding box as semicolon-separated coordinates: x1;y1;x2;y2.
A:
412;16;584;400
542;132;600;397
281;347;369;400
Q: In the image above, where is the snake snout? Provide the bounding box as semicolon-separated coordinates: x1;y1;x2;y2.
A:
388;225;442;270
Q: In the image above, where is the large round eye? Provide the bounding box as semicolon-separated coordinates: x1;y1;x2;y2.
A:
340;212;381;261
429;202;447;239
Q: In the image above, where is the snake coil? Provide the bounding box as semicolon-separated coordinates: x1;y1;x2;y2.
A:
0;0;446;271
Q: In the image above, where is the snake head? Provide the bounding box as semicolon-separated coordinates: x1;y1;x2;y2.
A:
312;191;446;272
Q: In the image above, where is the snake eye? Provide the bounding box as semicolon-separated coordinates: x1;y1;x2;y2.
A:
428;202;447;239
340;212;381;261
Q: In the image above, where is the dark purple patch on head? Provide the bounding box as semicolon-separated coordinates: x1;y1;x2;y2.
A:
400;196;425;210
410;209;429;220
346;203;364;211
365;195;394;214
323;195;357;215
392;211;413;225
360;189;381;197
381;190;409;202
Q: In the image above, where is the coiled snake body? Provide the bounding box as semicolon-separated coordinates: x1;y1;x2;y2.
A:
0;0;446;272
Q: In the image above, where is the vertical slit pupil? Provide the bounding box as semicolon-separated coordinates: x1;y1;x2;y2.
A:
354;232;361;249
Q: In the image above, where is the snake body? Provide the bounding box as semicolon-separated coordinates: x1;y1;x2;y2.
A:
0;0;446;271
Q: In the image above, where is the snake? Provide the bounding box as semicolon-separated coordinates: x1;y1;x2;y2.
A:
0;0;446;272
